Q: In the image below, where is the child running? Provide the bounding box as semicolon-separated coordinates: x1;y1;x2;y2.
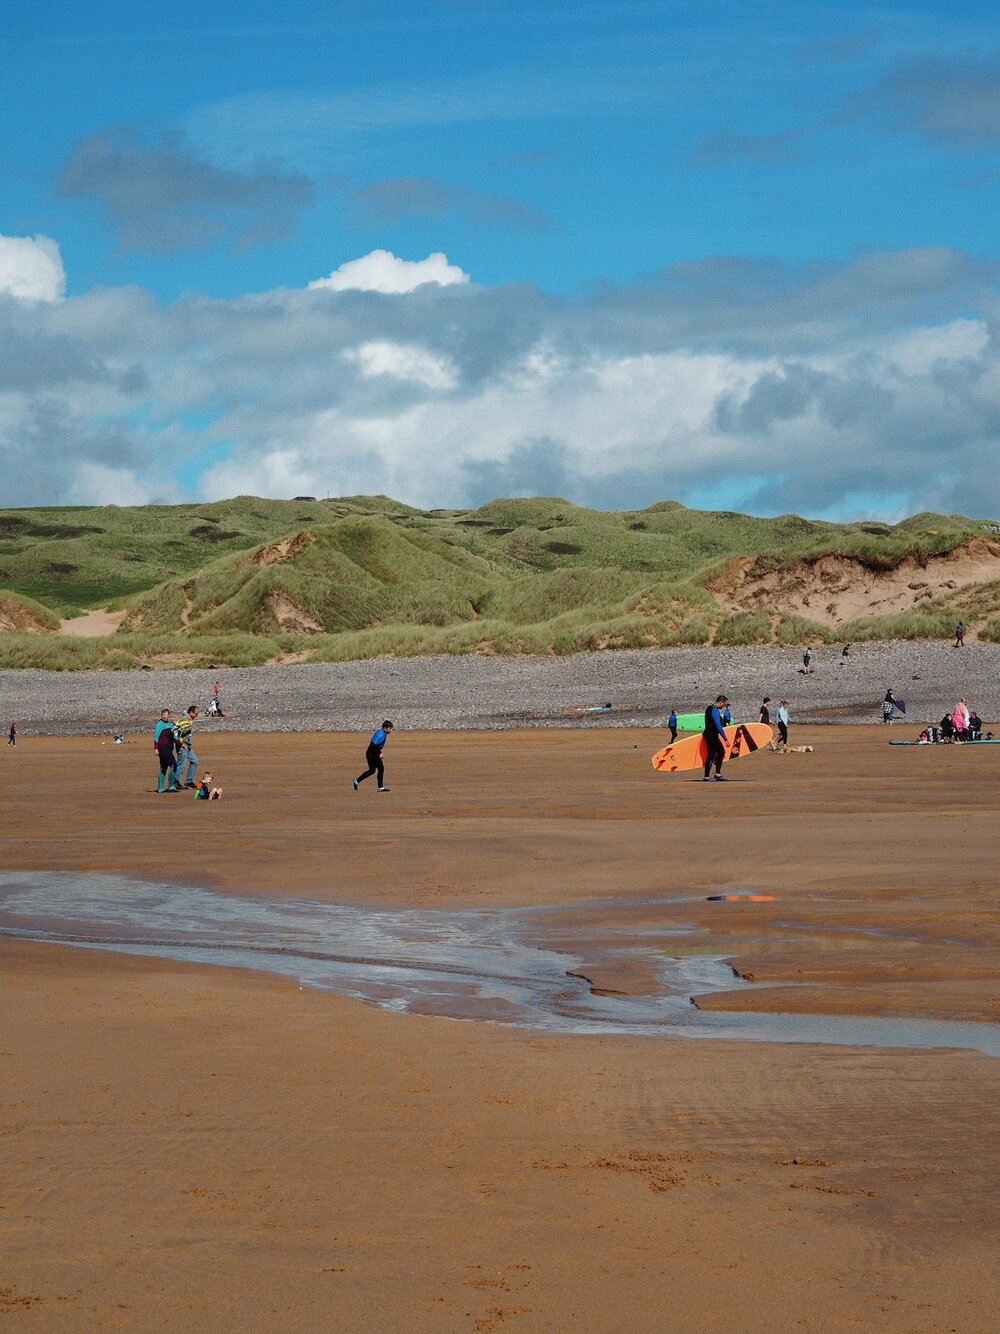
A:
353;721;393;793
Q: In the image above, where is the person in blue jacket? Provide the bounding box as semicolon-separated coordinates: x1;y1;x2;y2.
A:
353;720;394;793
703;695;730;782
667;708;678;743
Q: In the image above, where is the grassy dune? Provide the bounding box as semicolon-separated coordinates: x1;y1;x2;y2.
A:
0;495;994;667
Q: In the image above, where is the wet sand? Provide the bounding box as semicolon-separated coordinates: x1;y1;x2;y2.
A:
3;728;999;1329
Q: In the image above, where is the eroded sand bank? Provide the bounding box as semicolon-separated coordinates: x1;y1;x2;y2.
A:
3;729;999;1330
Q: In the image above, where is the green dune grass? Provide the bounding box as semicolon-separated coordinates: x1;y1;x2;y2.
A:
0;494;995;667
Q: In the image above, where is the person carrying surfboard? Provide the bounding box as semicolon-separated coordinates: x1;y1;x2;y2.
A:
702;696;730;782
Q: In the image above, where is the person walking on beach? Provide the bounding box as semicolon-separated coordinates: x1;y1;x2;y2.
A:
802;646;814;674
759;698;778;750
954;621;965;647
153;709;180;794
775;700;790;752
667;708;678;744
174;705;201;788
702;696;729;783
7;721;15;747
882;690;896;724
353;720;393;793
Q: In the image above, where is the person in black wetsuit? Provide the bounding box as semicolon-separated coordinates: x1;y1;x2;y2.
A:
353;720;394;793
703;695;730;782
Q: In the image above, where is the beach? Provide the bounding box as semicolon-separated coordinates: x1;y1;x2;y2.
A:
3;639;1000;735
2;720;999;1330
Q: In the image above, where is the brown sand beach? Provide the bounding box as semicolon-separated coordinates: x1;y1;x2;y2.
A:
2;724;999;1330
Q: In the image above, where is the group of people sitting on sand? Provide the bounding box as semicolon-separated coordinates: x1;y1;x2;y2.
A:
916;700;989;744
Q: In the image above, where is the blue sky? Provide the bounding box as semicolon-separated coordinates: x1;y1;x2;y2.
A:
3;0;1000;516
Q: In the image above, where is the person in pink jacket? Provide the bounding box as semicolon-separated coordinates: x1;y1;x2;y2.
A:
951;700;970;741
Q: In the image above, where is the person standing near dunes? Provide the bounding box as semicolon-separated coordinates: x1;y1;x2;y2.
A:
354;721;394;793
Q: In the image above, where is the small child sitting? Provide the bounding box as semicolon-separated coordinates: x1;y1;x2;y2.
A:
195;772;223;800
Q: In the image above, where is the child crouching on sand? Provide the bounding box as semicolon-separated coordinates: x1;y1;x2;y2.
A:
195;773;223;800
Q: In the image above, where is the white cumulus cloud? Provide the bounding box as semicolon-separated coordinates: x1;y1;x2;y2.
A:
71;462;160;507
7;242;1000;519
344;340;457;389
0;234;66;302
308;249;469;294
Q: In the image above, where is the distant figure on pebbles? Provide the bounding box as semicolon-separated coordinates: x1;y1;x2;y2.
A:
954;621;965;647
7;721;15;747
354;721;394;793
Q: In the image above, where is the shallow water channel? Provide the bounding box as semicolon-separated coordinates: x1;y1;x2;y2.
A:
2;872;997;1057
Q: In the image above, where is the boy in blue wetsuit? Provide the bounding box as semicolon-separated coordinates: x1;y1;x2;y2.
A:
353;720;393;793
702;695;730;782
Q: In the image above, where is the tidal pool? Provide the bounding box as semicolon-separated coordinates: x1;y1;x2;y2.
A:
1;872;996;1056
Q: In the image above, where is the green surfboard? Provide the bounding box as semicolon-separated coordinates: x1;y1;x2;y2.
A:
669;711;743;732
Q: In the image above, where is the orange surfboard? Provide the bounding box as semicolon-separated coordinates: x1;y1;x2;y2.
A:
651;722;774;773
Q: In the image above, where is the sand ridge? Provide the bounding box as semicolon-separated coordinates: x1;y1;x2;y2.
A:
711;537;1000;627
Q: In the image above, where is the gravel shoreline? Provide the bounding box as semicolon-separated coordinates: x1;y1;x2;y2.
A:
0;641;996;736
